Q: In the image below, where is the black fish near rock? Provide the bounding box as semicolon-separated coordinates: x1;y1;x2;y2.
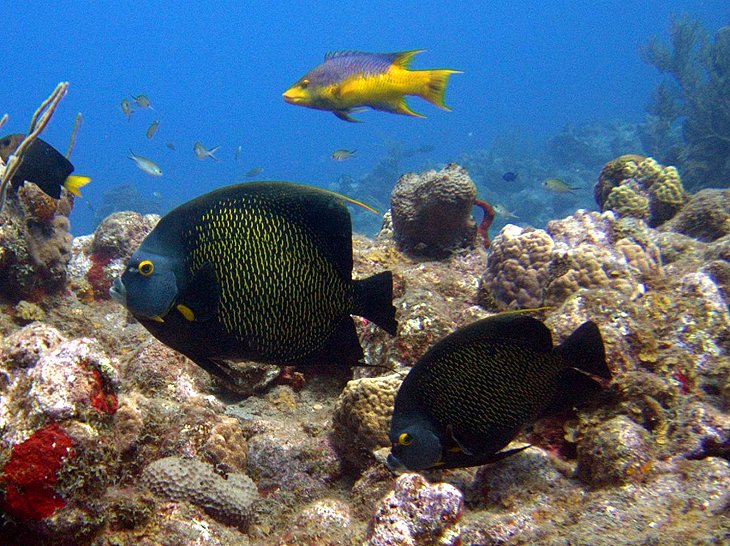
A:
110;181;397;381
0;134;90;199
387;314;610;471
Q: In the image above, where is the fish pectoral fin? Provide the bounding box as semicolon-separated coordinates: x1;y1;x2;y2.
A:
176;262;220;322
485;444;531;463
64;175;92;197
449;426;476;456
334;110;363;123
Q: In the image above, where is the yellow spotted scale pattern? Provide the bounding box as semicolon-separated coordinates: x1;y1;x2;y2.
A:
182;194;352;361
414;340;560;434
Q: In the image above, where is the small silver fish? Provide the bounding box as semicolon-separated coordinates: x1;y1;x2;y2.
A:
132;94;153;109
493;203;519;219
332;149;356;161
128;149;163;176
234;145;242;161
166;142;176;151
542;178;579;193
245;166;263;178
146;120;160;140
194;142;221;161
121;98;133;121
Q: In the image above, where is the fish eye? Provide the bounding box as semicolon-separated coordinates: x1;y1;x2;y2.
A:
138;260;154;277
300;79;309;89
398;433;413;446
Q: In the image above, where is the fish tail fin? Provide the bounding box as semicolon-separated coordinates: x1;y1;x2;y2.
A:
353;271;397;335
544;321;610;415
64;175;92;197
209;146;221;160
420;69;462;111
557;321;610;379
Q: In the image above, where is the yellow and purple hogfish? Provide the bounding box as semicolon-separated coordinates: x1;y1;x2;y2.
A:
282;50;461;122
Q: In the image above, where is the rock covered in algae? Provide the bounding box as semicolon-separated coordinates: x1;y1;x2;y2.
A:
0;183;75;302
365;473;463;546
141;456;258;528
390;163;478;259
663;188;730;242
576;415;655;485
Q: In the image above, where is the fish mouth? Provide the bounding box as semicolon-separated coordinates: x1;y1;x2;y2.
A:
282;91;301;104
109;277;127;306
385;452;406;473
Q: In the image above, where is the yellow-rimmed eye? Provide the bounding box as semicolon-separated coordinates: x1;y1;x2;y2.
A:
300;79;309;89
398;433;413;446
138;260;154;276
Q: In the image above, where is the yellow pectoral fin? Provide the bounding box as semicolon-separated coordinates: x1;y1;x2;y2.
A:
176;304;196;321
64;175;92;196
151;315;165;323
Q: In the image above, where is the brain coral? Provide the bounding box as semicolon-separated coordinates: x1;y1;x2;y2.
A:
141;456;258;527
390;163;477;259
332;374;402;469
595;156;688;227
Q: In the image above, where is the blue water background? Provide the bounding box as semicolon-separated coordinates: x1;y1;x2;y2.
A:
2;1;727;236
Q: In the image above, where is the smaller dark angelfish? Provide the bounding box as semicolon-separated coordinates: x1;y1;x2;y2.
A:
387;314;610;471
0;134;91;199
502;171;518;182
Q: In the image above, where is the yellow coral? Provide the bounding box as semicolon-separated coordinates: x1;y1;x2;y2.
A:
650;166;686;205
14;300;46;323
604;185;649;219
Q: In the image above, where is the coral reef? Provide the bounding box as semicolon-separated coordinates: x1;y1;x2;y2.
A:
595;155;688;227
390;163;478;258
140;456;258;528
0;157;728;544
642;18;730;191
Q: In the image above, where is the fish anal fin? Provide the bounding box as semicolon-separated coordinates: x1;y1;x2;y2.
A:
334;110;363;122
543;368;604;417
370;98;425;118
310;317;363;368
352;271;397;335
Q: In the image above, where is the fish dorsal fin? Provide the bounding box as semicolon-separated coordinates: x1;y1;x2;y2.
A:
443;314;554;353
392;49;426;68
324;50;367;61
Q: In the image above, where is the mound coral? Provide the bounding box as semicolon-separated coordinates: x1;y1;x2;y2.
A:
390;163;478;258
481;210;663;309
595;155;688;227
331;374;402;469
